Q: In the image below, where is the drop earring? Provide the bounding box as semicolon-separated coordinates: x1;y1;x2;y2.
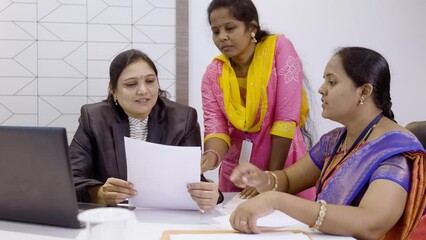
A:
359;96;365;105
114;99;118;106
251;32;257;43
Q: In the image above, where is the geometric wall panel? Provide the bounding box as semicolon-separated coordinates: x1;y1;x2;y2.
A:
14;42;37;75
0;103;12;123
159;79;177;95
88;25;131;42
88;61;110;78
0;96;37;114
134;8;175;26
133;25;175;43
37;0;61;21
15;22;37;39
156;62;175;80
0;77;35;95
38;41;84;59
0;22;35;39
148;0;175;8
88;78;110;96
15;78;37;96
157;47;176;76
0;0;177;140
2;114;38;126
38;60;85;77
0;3;36;21
132;43;175;62
40;96;89;114
0;59;34;77
89;7;131;24
65;79;88;96
88;42;130;60
0;40;34;58
38;23;87;41
39;5;86;23
38;97;64;126
132;1;155;23
38;78;87;96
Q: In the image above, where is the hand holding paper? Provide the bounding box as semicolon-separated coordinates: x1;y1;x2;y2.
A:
125;137;200;210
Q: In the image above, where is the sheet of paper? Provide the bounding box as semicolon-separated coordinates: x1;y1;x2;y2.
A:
169;232;309;240
125;137;201;210
219;194;247;215
210;210;303;230
212;194;303;229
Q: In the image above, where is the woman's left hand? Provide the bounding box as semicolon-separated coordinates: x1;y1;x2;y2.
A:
187;181;219;211
230;192;276;234
230;163;266;188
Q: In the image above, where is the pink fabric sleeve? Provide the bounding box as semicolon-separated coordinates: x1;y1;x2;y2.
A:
201;61;230;138
273;35;304;124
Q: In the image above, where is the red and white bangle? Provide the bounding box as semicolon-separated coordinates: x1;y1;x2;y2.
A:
203;149;221;170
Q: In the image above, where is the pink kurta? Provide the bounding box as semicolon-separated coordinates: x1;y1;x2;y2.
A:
202;35;315;200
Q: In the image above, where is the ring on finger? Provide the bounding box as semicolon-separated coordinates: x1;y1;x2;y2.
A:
240;220;247;225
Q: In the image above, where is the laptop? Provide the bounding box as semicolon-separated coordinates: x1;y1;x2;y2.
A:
0;125;99;228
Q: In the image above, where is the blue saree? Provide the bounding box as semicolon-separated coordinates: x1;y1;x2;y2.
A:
310;128;423;204
309;128;426;239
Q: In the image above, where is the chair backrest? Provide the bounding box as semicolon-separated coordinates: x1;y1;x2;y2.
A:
405;121;426;149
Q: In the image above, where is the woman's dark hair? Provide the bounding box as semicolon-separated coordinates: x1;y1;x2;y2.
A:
207;0;270;42
335;47;395;121
106;49;169;104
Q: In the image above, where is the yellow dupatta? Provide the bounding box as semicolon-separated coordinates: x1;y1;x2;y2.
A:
215;35;277;133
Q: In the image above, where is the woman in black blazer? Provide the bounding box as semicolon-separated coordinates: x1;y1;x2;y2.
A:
69;49;222;210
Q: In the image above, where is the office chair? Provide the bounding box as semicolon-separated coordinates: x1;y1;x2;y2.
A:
405;121;426;149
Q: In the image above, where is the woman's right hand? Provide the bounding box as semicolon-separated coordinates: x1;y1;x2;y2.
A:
89;177;137;206
230;191;277;234
230;163;268;189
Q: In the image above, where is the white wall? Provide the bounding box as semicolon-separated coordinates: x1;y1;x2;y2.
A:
189;0;426;139
189;0;426;182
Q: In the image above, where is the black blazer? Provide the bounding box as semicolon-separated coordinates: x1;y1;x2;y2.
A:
69;97;222;203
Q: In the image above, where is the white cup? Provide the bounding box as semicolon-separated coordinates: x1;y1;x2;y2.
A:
77;208;135;240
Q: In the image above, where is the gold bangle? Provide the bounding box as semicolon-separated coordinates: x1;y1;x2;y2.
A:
255;171;271;193
203;149;221;170
268;171;278;191
310;200;327;231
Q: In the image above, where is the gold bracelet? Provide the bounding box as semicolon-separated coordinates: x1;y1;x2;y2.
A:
255;171;271;193
268;171;278;191
310;200;327;231
203;149;221;170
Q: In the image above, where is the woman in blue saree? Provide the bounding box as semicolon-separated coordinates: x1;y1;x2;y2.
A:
228;47;426;239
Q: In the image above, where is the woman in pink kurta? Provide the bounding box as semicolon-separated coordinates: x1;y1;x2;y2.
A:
200;0;314;200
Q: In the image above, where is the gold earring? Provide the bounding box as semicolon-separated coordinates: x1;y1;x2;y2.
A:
251;32;257;43
359;96;365;105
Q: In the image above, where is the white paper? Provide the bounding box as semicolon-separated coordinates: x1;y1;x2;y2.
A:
170;232;310;240
210;211;303;230
124;137;200;210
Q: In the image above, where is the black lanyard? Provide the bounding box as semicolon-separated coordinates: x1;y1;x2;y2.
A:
315;113;383;199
